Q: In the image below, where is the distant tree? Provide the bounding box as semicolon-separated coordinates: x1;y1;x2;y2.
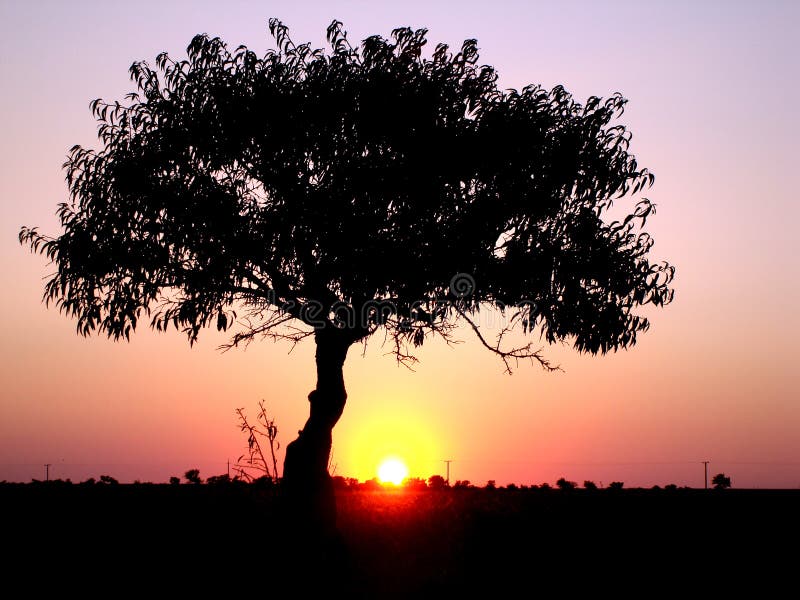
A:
608;481;624;490
20;19;674;527
664;483;678;491
506;483;518;491
169;476;180;486
453;480;472;489
556;478;577;491
428;475;448;490
539;483;552;490
184;469;202;485
331;475;348;490
485;480;497;490
362;478;381;492
80;477;97;486
206;474;231;485
405;477;428;491
99;475;119;485
583;480;598;490
712;473;731;489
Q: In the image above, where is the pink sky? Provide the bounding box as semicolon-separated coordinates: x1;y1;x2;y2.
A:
1;0;798;487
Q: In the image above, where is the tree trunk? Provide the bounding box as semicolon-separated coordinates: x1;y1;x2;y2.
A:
282;327;351;532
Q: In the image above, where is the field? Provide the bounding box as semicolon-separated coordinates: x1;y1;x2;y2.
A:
3;482;797;594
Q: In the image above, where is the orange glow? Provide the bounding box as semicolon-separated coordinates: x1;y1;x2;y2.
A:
377;457;408;485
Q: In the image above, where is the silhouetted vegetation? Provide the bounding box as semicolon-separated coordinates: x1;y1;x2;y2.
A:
19;18;674;527
712;473;732;489
184;469;202;484
3;480;794;594
583;480;598;490
556;477;577;490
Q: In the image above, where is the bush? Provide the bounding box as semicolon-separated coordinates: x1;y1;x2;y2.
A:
583;480;598;490
428;475;448;490
556;478;577;491
184;469;202;484
712;473;731;489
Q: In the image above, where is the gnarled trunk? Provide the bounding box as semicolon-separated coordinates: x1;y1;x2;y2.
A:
282;327;351;531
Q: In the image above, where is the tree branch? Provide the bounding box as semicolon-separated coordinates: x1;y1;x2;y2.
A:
453;305;561;374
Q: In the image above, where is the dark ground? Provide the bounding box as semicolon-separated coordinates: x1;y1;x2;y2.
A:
2;483;797;595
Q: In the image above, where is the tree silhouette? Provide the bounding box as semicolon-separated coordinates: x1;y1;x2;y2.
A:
20;19;674;525
556;477;577;490
711;473;731;489
184;469;202;485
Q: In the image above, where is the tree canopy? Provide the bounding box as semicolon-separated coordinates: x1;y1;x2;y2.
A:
20;19;674;370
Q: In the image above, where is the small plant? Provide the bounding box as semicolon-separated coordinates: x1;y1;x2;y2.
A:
234;400;281;483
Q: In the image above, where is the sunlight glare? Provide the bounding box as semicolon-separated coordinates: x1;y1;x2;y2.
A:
377;457;408;485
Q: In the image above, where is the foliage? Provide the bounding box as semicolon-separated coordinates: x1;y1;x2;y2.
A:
556;477;577;490
206;474;231;485
169;476;180;485
99;474;119;485
583;480;598;490
428;475;448;489
405;477;428;491
712;473;731;489
608;481;624;490
234;401;281;482
184;469;202;484
19;18;674;372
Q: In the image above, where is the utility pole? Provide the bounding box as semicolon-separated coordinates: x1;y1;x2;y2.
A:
702;461;709;489
444;460;452;486
227;459;230;478
44;463;51;482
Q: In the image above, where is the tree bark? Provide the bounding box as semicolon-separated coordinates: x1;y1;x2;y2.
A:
282;327;351;532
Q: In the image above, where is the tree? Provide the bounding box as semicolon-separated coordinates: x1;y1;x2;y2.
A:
184;469;202;484
712;473;731;489
556;477;577;490
583;480;598;490
20;20;674;527
427;475;447;490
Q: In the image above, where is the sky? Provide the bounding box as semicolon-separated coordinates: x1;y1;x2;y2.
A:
1;0;798;488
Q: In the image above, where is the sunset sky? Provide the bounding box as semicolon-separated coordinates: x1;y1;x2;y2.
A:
1;0;797;488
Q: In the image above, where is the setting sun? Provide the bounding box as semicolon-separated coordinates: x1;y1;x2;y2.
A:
377;458;409;485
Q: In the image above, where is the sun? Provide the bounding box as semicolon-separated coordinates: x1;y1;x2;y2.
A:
377;457;409;485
